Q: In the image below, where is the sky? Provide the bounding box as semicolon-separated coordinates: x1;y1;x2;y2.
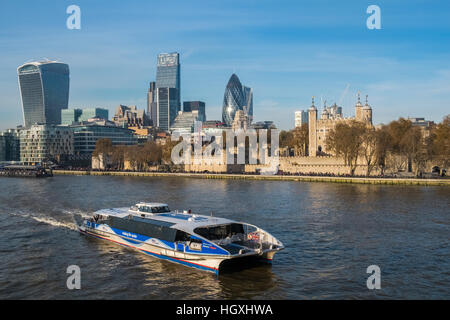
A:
0;0;449;130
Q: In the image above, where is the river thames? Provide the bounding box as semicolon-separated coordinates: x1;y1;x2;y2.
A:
0;175;449;299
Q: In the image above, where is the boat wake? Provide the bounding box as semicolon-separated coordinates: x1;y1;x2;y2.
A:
29;215;79;231
8;209;92;232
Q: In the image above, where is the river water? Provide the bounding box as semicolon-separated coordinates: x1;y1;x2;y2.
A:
0;175;449;299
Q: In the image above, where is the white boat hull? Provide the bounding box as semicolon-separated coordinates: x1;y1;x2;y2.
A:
79;224;277;274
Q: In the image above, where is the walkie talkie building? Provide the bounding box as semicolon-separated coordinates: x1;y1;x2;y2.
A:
17;61;70;127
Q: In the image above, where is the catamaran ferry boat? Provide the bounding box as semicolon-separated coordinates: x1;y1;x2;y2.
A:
78;202;284;274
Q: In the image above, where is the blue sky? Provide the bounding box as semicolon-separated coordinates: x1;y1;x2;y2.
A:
0;0;449;130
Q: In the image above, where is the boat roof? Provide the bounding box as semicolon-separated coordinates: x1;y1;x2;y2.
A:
135;202;169;207
94;207;239;234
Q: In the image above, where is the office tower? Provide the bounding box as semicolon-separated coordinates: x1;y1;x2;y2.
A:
222;74;253;126
150;53;181;131
294;110;309;128
147;82;157;123
243;86;253;122
0;129;20;162
71;123;137;155
78;108;108;122
156;88;178;131
61;108;109;125
0;136;4;161
61;109;83;125
183;101;206;122
17;61;70;127
156;53;180;109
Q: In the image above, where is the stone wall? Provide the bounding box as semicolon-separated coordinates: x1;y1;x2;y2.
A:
93;153;446;177
245;156;380;176
184;155;244;173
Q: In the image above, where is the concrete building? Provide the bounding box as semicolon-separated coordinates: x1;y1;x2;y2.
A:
308;92;373;156
170;110;202;135
113;105;150;128
251;121;276;130
294;110;308;128
232;110;250;130
408;117;435;139
201;120;226;136
20;125;74;164
408;117;435;128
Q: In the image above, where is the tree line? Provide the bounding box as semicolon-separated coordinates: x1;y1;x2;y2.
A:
92;139;179;171
280;116;449;176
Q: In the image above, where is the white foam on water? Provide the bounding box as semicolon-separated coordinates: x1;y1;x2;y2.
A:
8;209;87;232
30;215;79;231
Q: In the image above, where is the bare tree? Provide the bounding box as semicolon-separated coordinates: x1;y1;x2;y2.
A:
326;120;366;176
293;123;309;156
360;127;377;176
430;115;450;170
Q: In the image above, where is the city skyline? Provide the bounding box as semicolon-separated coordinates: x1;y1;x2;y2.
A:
1;1;450;131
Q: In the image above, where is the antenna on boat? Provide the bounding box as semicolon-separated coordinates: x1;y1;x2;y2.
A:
210;211;213;217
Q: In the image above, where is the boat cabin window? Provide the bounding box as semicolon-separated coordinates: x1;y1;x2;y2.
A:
194;224;244;241
151;206;170;213
138;205;170;214
174;230;191;242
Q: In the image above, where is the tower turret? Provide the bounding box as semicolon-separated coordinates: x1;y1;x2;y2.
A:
355;91;363;121
308;96;318;156
362;94;373;125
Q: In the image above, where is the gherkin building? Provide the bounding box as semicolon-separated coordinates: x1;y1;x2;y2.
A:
222;74;253;126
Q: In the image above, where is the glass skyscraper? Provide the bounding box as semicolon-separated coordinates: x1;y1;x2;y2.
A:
156;53;180;106
156;87;179;131
222;74;253;126
183;101;206;122
243;85;253;122
154;53;181;131
17;61;70;127
147;81;157;124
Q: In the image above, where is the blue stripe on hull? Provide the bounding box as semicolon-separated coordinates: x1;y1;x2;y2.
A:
79;229;219;275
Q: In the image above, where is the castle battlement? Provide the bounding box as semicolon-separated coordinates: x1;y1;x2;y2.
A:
308;92;373;156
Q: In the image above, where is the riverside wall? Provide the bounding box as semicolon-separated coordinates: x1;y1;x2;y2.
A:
53;170;450;186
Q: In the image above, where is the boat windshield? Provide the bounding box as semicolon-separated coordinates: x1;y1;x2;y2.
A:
194;223;245;241
138;205;170;214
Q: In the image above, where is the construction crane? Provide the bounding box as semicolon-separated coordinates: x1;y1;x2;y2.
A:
338;84;350;106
